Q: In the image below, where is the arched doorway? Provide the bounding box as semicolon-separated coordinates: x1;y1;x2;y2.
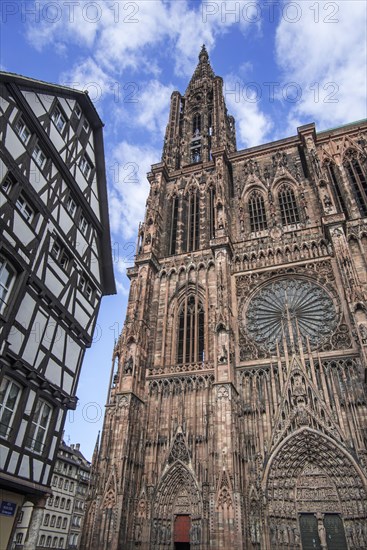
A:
262;428;367;549
152;461;203;549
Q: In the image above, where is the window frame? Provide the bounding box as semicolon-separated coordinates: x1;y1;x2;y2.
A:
177;295;205;364
15;194;34;223
248;190;268;233
79;155;93;180
278;184;300;227
0;376;21;439
0;256;16;315
32;143;47;170
25;399;52;454
51;105;67;133
15;117;31;145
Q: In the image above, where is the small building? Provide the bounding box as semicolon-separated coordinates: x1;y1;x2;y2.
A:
12;441;91;550
0;71;115;549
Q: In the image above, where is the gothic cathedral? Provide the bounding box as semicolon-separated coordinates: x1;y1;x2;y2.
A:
82;47;367;549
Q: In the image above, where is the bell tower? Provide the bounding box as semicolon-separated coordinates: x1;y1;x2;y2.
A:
162;45;236;170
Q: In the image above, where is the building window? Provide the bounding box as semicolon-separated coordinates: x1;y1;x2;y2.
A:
79;155;92;179
62;517;67;529
1;173;14;194
192;113;201;136
177;295;205;364
64;480;69;490
16;533;23;544
74;104;82;119
46;536;52;547
39;535;46;546
325;161;349;218
58;477;63;488
0;257;16;314
55;497;60;508
169;195;179;255
32;144;47;169
66;196;77;217
186;192;200;252
82;119;90;132
50;515;56;527
58;538;64;549
66;499;71;510
344;151;367;216
52;106;66;132
50;240;71;272
78;213;88;235
52;476;57;487
78;275;94;302
56;516;62;528
248;190;267;232
17;511;24;523
0;377;21;439
60;498;65;509
16;194;34;223
209;187;216;239
26;399;52;453
52;536;58;548
69;482;74;492
48;497;54;506
15;117;31;144
44;513;50;526
279;184;300;226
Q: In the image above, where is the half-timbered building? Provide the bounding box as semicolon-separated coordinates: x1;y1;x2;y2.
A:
0;71;115;549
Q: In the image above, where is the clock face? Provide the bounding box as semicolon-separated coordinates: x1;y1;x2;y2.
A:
244;278;338;352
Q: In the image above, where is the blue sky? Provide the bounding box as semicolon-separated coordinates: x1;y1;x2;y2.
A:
1;0;366;459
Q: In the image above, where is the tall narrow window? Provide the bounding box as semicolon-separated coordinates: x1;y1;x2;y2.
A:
248;191;267;232
0;377;21;438
187;193;200;251
0;257;16;314
325;161;349;218
279;185;300;226
209;187;216;239
169;195;179;255
344;151;367;216
26;399;52;453
177;296;204;364
15;118;31;144
192;113;201;136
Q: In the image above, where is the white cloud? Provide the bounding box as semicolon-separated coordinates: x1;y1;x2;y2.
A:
134;80;175;135
225;75;273;148
108;141;160;239
275;0;367;132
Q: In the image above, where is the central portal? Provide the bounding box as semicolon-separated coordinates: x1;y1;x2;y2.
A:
174;515;191;549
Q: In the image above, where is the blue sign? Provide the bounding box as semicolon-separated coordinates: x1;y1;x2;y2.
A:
0;501;17;516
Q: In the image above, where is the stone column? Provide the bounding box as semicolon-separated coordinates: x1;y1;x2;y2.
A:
23;495;48;550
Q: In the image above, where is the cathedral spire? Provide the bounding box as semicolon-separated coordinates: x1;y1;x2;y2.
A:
186;44;215;92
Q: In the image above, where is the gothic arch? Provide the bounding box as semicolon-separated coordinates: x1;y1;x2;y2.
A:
263;427;367;548
152;461;203;548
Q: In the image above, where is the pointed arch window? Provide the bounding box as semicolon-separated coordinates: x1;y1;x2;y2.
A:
178;295;204;364
248;191;267;232
209;187;216;239
185;192;200;252
344;151;367;216
169;195;179;255
325;161;349;218
192;113;201;136
279;185;300;226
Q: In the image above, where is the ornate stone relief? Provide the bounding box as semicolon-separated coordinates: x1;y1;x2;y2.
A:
244;278;337;353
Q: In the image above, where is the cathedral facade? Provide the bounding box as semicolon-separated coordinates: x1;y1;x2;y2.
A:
82;48;367;549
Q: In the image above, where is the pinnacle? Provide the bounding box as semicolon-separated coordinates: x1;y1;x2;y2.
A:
186;44;215;93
